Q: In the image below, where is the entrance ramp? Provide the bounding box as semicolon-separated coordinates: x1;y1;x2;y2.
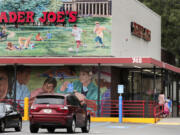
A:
157;118;180;125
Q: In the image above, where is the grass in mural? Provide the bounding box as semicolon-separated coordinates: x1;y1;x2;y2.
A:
0;17;111;56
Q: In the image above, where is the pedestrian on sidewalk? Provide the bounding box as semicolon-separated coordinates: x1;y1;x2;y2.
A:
158;91;165;111
166;96;172;117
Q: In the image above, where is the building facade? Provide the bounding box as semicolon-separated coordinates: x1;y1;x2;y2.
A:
0;0;180;118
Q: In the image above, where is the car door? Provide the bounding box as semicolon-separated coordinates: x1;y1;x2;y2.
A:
0;104;9;128
4;104;14;128
4;104;17;128
66;95;76;115
72;96;86;127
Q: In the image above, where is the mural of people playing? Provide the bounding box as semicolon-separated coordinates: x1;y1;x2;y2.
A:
94;21;111;48
14;67;31;102
0;66;31;108
29;77;57;105
0;0;112;56
72;24;84;54
58;67;98;111
18;34;34;49
0;69;8;99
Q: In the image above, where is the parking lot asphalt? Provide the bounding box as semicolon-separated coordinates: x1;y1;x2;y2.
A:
1;120;180;135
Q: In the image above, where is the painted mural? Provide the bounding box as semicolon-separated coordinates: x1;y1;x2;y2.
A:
0;0;112;56
0;66;111;114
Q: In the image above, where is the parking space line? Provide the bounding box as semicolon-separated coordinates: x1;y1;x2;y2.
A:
91;122;111;127
107;126;129;129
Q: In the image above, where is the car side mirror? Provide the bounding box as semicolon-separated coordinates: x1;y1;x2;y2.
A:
6;110;13;114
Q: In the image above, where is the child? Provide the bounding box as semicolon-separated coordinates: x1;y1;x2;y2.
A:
164;101;170;117
19;34;33;49
46;31;52;40
36;33;44;41
6;42;19;51
166;96;172;116
93;22;110;48
72;24;83;53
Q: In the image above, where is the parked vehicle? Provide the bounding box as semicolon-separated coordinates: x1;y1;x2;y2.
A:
29;93;90;133
0;103;22;133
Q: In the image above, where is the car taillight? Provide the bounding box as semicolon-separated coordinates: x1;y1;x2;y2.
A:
30;105;40;113
56;106;69;114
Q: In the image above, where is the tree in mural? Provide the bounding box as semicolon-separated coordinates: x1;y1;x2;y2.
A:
0;0;51;21
47;0;63;12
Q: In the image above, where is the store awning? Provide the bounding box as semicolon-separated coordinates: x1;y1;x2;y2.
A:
0;57;180;74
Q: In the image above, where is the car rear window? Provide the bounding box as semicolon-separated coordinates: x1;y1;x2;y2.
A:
35;96;65;105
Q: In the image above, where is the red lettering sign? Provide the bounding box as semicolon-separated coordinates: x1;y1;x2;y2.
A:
57;12;65;23
47;12;57;23
69;11;77;22
9;12;17;23
0;12;8;23
39;12;48;23
0;11;77;24
131;22;151;41
17;12;25;23
0;12;35;23
26;11;35;23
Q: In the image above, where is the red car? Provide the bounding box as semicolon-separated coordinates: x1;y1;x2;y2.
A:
29;93;90;133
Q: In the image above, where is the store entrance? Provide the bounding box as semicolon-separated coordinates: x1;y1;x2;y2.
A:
110;67;180;118
111;67;129;101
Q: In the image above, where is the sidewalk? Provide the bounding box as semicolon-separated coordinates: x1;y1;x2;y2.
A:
157;118;180;125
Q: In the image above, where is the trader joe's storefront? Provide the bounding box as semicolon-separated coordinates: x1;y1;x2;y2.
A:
0;58;180;118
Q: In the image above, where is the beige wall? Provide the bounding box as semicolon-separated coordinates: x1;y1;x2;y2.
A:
112;0;161;60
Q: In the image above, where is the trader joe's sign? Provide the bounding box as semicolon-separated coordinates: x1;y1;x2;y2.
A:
131;22;151;41
0;11;77;23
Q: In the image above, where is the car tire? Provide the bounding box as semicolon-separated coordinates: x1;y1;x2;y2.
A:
15;119;22;132
30;124;39;133
67;119;76;133
81;118;90;133
47;128;55;133
0;121;5;133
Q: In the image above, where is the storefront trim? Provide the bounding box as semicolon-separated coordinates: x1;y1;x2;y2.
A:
0;57;180;73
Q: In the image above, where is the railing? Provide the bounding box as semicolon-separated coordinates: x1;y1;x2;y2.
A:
123;100;145;117
153;104;164;119
0;98;168;120
88;100;165;118
101;100;119;117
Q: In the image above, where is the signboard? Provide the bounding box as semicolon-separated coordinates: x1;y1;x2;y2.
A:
0;0;112;57
131;22;151;41
132;57;142;64
118;85;124;94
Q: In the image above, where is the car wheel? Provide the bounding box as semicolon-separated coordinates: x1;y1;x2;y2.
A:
30;124;39;133
0;121;5;133
15;120;22;132
81;118;90;133
67;119;76;133
47;128;55;133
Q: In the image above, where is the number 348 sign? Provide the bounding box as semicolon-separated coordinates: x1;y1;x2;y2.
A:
132;57;142;64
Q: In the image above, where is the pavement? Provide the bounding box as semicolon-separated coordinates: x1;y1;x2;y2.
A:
2;118;180;135
156;118;180;125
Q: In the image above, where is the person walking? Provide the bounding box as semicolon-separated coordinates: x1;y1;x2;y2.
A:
158;91;165;112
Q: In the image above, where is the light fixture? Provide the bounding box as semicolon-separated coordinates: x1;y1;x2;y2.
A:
134;66;141;69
